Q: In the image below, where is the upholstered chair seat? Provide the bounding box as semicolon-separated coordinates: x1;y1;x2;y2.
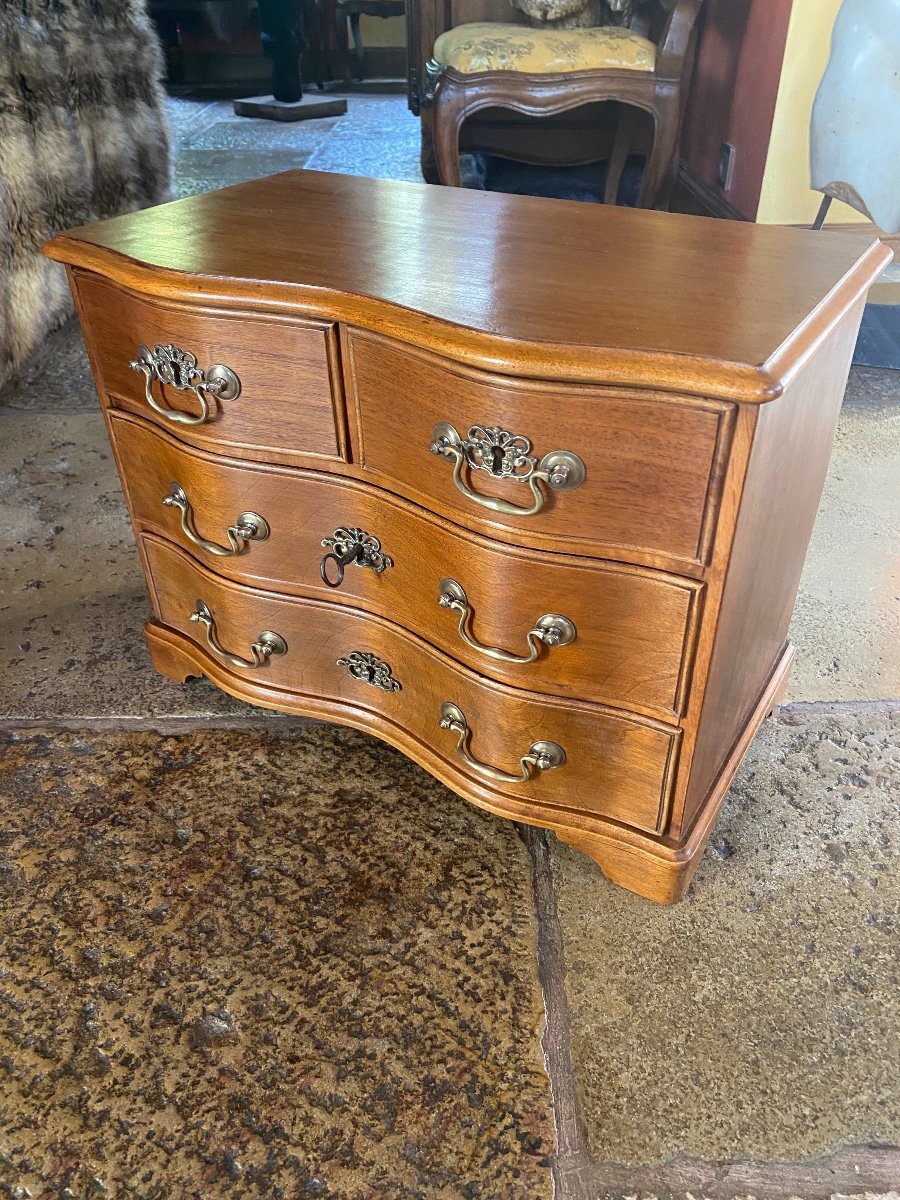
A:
433;22;657;74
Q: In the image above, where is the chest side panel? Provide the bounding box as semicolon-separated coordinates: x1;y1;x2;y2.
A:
676;300;866;834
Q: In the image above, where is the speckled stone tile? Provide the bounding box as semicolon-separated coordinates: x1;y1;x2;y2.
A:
188;117;338;152
0;407;249;720
0;726;553;1199
164;98;221;142
173;148;315;199
305;96;421;182
554;706;900;1166
0;322;95;412
787;366;900;702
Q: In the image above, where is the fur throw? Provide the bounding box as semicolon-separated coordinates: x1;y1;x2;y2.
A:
509;0;634;30
0;0;171;388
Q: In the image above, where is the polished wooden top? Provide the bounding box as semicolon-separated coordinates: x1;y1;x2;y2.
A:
45;169;890;402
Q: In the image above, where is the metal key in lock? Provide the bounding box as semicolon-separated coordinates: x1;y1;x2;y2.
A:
320;526;393;588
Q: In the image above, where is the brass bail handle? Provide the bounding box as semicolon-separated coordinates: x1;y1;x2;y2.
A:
189;600;287;670
429;422;585;518
438;702;565;785
438;578;576;664
163;483;269;558
130;343;241;427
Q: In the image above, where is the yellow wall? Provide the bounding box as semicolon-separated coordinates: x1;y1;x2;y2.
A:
358;14;405;47
756;0;859;225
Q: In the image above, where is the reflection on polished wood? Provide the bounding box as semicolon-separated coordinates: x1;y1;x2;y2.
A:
47;169;888;398
45;169;890;902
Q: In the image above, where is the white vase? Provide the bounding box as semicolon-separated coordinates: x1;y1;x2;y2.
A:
811;0;900;233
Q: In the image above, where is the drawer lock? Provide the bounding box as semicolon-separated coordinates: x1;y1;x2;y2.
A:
337;650;402;692
130;343;241;426
320;527;394;588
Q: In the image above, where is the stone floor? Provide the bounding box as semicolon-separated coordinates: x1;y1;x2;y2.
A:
0;727;553;1199
1;95;898;1199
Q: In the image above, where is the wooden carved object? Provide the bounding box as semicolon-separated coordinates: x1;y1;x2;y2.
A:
44;169;890;902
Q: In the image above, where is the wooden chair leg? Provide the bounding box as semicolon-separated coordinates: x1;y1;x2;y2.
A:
604;103;640;205
432;83;467;187
349;10;364;81
419;107;441;184
638;96;680;209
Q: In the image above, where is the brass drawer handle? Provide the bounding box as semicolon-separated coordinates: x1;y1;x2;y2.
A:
320;527;394;588
439;702;565;784
130;343;241;426
164;483;269;557
189;600;286;669
438;578;576;664
429;422;585;517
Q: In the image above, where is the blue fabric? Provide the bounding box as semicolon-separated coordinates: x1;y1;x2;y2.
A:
853;304;900;371
474;154;645;206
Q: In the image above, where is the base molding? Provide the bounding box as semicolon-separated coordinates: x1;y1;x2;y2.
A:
555;644;794;902
146;620;793;906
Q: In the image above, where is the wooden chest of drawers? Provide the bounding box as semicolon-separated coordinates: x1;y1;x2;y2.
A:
45;170;889;902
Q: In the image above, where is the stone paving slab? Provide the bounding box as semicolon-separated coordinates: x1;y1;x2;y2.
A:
173;147;317;199
0;726;553;1199
304;95;420;181
0;407;249;721
554;706;900;1167
787;366;900;703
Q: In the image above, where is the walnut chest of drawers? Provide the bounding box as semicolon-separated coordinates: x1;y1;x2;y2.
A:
45;170;889;903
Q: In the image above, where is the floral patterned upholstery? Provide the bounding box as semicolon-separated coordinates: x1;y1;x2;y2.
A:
433;22;657;74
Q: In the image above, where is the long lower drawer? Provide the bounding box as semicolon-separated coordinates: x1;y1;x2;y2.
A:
112;413;702;721
142;534;680;835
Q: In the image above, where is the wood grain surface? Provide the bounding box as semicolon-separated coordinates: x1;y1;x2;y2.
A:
110;412;702;719
142;533;679;834
346;329;733;569
74;271;343;463
44;169;891;401
677;304;865;833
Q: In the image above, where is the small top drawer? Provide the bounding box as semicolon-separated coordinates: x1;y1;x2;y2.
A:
345;330;734;572
74;271;343;464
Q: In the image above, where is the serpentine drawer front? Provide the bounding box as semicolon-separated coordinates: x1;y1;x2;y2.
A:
345;329;733;571
75;272;342;463
110;413;702;720
45;168;890;903
143;535;677;834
